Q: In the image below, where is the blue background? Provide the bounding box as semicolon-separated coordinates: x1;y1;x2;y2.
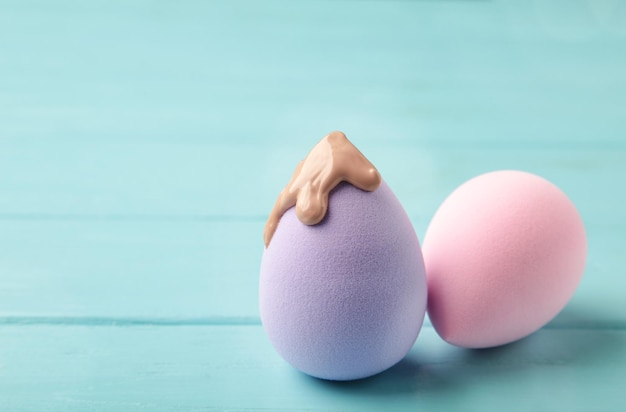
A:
1;1;625;410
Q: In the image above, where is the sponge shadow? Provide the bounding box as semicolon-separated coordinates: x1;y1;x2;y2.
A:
305;305;626;396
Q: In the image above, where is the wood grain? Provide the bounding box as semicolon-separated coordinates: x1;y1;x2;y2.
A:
1;325;625;411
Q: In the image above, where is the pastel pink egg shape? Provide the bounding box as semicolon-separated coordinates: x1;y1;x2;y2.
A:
259;182;427;381
422;170;587;349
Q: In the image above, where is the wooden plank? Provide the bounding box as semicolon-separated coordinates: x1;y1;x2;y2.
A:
1;325;625;411
1;143;622;224
0;220;263;319
0;217;621;326
0;1;624;146
0;144;623;321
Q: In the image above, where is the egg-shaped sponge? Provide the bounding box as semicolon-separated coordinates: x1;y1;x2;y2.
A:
259;181;427;380
422;170;587;348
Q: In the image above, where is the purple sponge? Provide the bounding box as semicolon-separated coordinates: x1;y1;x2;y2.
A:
259;181;427;381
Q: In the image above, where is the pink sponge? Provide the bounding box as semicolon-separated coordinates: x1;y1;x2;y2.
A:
422;170;587;348
260;182;427;380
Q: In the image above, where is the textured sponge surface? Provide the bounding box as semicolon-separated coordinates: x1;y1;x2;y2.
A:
259;181;427;381
423;170;587;348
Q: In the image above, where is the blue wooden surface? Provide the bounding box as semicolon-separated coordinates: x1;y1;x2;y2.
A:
1;0;625;410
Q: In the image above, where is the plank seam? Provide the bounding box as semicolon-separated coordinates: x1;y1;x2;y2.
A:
0;316;623;330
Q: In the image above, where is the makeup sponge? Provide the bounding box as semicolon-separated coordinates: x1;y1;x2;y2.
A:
422;170;587;348
259;181;427;381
